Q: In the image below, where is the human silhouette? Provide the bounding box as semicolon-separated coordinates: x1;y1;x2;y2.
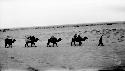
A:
98;35;104;46
74;34;77;39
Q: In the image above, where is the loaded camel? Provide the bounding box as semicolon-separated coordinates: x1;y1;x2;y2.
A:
5;36;16;48
25;35;39;47
47;36;62;47
71;34;88;46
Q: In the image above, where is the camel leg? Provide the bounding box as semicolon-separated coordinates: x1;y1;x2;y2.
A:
31;43;33;47
71;41;75;46
32;42;36;47
34;43;37;47
98;43;100;46
79;41;82;46
27;43;29;47
26;42;27;47
47;42;50;47
55;43;58;47
8;44;10;48
10;44;12;48
31;42;35;47
25;43;27;47
47;43;48;47
7;44;11;48
74;41;76;46
53;43;54;47
71;42;73;46
25;42;28;47
25;43;28;47
5;43;7;48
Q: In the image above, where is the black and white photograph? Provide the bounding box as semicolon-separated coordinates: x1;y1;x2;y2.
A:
0;0;125;71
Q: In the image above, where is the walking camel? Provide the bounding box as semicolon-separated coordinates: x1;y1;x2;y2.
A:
25;36;39;47
47;36;62;47
5;36;16;48
71;34;88;46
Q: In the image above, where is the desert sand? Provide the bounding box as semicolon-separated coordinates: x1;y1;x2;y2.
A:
0;22;125;71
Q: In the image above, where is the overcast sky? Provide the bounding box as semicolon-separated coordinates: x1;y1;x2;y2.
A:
0;0;125;29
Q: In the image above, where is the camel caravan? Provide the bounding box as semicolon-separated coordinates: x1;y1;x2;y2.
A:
4;33;105;48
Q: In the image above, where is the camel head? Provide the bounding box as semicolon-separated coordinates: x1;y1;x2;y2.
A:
12;39;16;43
84;36;88;40
58;38;62;42
81;36;88;41
35;38;39;42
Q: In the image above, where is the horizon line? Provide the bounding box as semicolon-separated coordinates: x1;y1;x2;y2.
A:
0;21;124;31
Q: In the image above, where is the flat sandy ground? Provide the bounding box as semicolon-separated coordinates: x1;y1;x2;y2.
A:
0;23;125;71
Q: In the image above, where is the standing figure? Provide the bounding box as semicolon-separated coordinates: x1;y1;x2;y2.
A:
98;35;104;46
77;34;82;46
71;34;77;46
74;34;77;39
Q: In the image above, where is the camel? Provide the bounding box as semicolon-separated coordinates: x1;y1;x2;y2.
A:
25;36;39;47
47;36;62;47
5;38;16;48
71;35;88;46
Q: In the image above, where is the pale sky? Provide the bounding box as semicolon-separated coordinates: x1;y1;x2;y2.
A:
0;0;125;29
